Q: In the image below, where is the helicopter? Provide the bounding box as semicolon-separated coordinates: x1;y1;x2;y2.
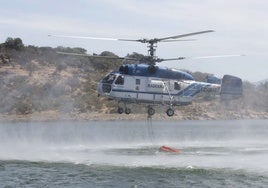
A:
49;30;243;117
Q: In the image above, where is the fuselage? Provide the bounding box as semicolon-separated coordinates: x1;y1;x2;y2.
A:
98;64;220;105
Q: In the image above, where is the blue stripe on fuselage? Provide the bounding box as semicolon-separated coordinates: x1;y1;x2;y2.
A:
111;89;171;96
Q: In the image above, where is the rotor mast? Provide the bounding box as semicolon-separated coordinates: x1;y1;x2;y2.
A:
147;40;158;64
148;40;156;57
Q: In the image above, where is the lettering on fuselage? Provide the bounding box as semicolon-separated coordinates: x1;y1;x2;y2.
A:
147;84;164;88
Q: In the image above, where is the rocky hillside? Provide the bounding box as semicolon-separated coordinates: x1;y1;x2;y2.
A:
0;38;267;121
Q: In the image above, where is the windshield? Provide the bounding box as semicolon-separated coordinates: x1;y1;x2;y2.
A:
101;73;116;84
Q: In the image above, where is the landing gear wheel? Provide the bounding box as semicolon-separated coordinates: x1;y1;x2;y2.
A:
148;107;155;116
125;108;131;115
166;108;174;117
117;107;124;114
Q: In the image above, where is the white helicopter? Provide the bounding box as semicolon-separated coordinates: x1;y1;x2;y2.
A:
50;30;243;117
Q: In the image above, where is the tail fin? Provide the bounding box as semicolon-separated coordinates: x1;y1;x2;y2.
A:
220;75;243;100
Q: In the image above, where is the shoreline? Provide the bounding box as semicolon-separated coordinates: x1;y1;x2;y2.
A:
1;109;268;122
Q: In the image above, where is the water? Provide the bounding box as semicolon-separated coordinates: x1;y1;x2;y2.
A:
0;120;268;187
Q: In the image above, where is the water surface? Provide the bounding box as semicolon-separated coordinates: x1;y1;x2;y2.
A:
0;120;267;187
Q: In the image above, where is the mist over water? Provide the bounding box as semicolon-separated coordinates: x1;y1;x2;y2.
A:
0;120;267;169
0;120;268;187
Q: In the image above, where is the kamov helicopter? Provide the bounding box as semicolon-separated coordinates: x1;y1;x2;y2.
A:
50;30;243;117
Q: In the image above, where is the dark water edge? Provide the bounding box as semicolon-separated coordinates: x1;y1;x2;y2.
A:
1;160;267;188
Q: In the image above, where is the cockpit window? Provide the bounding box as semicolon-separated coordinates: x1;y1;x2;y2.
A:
102;74;116;84
174;82;181;90
115;75;124;85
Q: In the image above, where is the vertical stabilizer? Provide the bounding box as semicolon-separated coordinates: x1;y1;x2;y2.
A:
220;75;243;100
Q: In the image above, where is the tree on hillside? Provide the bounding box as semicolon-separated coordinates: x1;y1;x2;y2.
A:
125;52;145;64
3;37;24;51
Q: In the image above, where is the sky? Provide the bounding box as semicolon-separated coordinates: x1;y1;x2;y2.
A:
0;0;268;82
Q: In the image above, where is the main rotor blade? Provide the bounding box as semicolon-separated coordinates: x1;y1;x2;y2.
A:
161;39;197;42
189;54;245;59
48;30;212;43
157;54;245;62
56;51;137;60
49;35;119;41
157;30;214;41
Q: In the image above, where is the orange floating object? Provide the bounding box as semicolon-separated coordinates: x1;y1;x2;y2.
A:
159;145;180;153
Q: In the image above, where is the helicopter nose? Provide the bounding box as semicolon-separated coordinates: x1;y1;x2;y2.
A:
97;82;103;95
